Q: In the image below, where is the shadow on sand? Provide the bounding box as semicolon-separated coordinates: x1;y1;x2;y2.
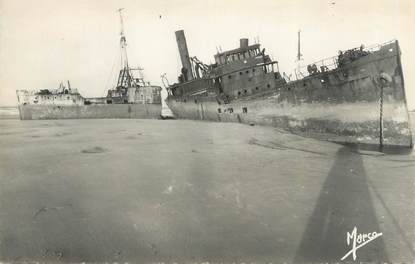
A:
294;146;389;262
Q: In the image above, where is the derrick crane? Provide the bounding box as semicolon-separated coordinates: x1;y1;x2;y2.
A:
115;8;136;88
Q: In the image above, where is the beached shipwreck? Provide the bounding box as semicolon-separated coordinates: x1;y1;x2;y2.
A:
16;9;162;120
166;30;413;148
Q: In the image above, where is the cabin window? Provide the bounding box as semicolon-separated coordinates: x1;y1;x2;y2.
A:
288;87;291;91
228;75;232;79
217;108;221;113
239;72;243;75
255;87;259;90
244;89;247;94
242;107;248;114
238;91;241;96
267;84;271;88
246;70;249;74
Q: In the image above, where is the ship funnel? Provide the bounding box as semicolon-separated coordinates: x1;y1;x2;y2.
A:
240;38;249;48
175;30;194;82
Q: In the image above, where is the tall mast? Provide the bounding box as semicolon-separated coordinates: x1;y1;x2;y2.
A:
115;8;133;88
295;30;304;79
118;8;129;69
296;30;303;62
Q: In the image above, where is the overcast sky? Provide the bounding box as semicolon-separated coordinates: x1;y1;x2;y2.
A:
0;0;414;109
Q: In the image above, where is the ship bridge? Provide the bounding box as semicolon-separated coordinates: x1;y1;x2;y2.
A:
214;39;262;65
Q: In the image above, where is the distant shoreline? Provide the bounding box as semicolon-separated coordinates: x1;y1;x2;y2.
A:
0;106;19;119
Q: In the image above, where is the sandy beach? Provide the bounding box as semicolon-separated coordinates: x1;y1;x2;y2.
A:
0;114;414;263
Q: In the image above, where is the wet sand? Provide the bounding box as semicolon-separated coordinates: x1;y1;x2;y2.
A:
0;114;414;263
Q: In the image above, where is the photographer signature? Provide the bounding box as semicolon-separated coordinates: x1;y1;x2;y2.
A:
341;226;383;261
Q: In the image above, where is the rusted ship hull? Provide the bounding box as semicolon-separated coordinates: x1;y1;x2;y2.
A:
167;41;412;147
18;104;162;120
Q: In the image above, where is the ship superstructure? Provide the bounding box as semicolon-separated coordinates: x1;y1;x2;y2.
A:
104;8;161;105
169;30;285;103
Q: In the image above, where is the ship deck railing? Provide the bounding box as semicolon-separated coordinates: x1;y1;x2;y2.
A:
293;39;396;80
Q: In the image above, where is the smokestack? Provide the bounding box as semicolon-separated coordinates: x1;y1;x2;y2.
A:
240;38;249;48
175;30;194;81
